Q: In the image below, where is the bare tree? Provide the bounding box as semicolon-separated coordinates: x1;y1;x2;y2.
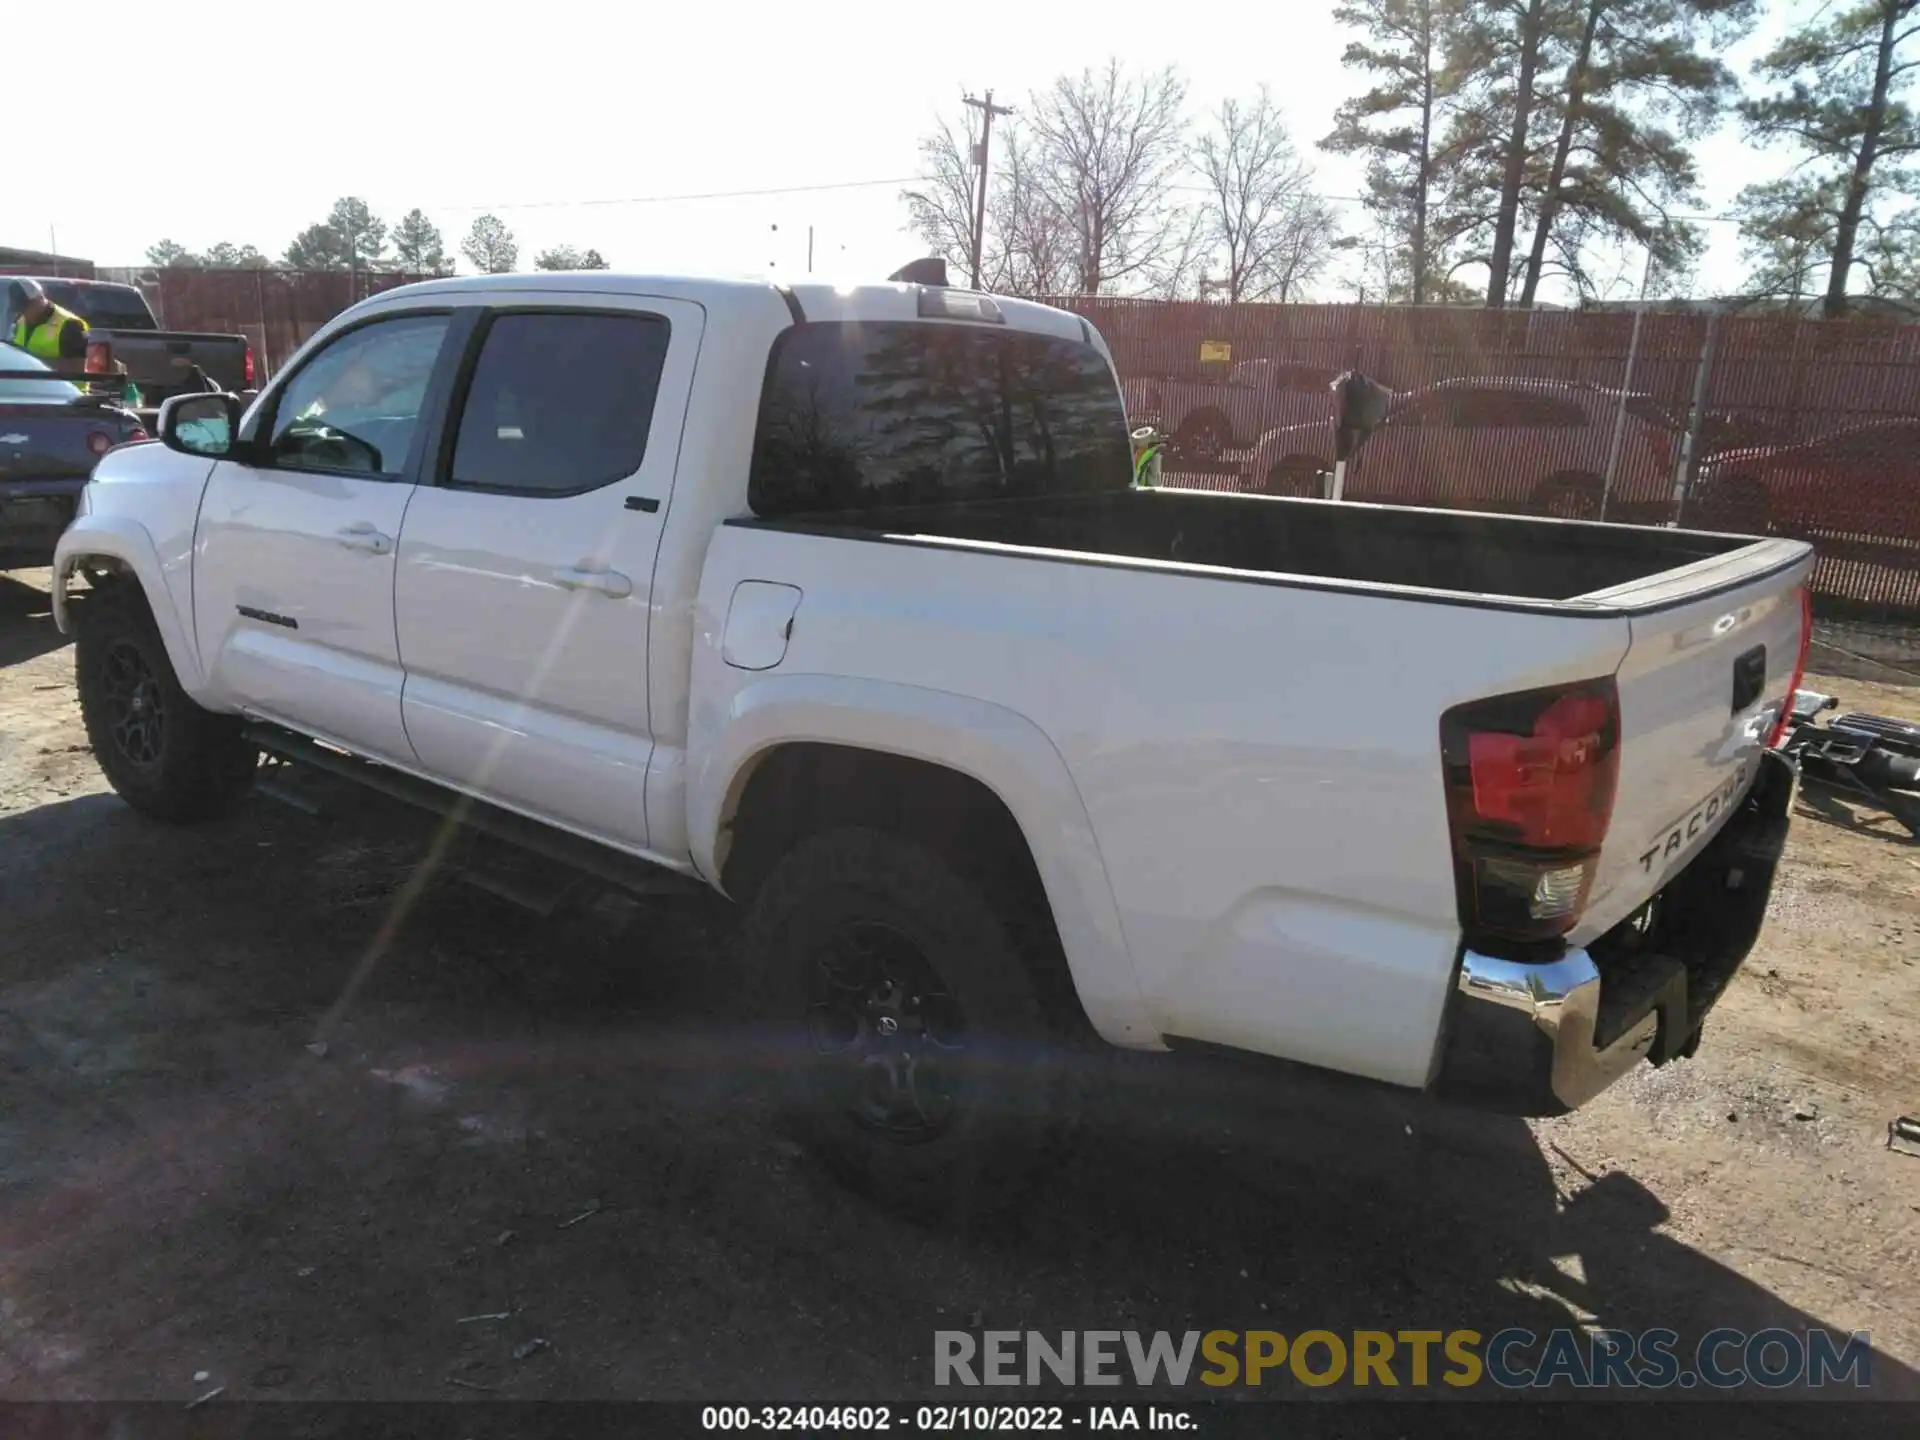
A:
1194;89;1340;302
1023;60;1190;294
901;114;984;285
989;129;1077;296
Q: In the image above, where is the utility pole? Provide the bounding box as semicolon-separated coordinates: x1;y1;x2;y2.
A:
962;89;1014;291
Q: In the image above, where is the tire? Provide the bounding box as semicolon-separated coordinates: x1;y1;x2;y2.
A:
1534;473;1604;521
1264;454;1327;498
742;826;1080;1220
76;586;258;822
1172;409;1232;459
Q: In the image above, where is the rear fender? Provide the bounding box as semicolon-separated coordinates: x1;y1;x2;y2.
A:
52;513;206;694
690;673;1160;1049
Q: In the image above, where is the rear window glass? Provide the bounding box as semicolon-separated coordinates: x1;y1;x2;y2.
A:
1454;391;1587;429
46;283;156;330
748;321;1132;517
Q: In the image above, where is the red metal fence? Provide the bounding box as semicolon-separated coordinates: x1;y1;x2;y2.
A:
96;266;447;380
100;275;1920;619
1047;298;1920;618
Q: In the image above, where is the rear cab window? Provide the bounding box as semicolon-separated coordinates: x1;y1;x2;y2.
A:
46;283;157;330
748;321;1133;517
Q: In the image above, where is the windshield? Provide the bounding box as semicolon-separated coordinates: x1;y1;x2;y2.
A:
0;341;83;402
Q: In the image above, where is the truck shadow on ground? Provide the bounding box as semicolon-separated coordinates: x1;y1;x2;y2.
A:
0;782;1913;1417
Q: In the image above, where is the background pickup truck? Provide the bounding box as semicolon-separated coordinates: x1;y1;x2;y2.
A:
1;275;254;404
52;272;1813;1218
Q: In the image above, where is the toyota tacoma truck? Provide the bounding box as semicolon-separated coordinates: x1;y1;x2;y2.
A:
51;271;1812;1215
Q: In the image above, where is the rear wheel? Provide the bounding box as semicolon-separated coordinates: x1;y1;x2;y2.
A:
743;826;1078;1220
1172;409;1232;460
76;587;258;822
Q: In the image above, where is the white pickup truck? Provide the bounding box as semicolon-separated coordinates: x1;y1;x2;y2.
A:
53;272;1813;1215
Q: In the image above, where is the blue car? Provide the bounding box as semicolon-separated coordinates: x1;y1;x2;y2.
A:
0;342;148;570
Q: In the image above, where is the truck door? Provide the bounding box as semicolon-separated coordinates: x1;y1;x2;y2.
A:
191;310;457;765
391;296;703;853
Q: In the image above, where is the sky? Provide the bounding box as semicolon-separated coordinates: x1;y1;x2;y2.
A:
35;0;1820;302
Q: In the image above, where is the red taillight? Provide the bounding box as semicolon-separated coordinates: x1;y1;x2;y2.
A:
243;344;256;388
1767;585;1813;749
1442;678;1621;943
84;338;112;375
87;430;112;455
128;427;148;443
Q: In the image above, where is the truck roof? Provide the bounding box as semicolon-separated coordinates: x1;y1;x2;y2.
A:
374;271;1094;346
0;274;139;293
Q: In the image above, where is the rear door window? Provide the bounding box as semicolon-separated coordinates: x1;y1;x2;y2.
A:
1454;390;1587;429
446;311;671;495
748;321;1132;516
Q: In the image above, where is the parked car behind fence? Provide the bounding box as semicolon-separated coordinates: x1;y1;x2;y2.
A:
1242;379;1678;520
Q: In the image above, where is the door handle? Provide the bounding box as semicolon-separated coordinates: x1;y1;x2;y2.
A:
335;523;392;555
552;565;633;599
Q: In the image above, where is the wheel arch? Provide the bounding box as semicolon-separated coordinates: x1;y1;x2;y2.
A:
690;674;1159;1048
53;515;206;693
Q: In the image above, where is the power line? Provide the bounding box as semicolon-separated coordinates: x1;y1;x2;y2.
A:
427;176;923;214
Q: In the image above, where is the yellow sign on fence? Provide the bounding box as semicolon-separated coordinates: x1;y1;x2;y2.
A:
1199;340;1232;363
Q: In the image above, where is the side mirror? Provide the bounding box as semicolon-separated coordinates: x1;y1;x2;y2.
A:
1331;370;1393;461
159;392;242;459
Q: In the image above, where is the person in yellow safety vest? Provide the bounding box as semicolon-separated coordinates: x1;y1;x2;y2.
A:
7;277;144;408
8;277;88;365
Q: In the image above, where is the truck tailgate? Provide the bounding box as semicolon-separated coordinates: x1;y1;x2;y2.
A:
1574;538;1813;942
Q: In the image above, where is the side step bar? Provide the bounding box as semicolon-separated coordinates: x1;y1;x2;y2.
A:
241;724;701;902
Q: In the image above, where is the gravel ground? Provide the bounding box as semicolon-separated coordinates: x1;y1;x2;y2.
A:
1;568;1916;1415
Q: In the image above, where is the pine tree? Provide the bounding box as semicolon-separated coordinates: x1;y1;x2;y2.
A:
1737;0;1920;316
1323;0;1458;305
391;209;448;273
461;215;518;274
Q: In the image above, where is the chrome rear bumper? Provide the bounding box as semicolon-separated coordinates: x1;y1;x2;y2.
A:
1434;748;1795;1116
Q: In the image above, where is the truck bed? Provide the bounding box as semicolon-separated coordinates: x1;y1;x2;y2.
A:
740;488;1769;608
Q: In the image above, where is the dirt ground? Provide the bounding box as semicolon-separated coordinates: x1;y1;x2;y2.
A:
1;567;1917;1412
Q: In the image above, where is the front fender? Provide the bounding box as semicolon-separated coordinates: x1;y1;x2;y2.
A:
53;513;206;694
689;673;1161;1049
